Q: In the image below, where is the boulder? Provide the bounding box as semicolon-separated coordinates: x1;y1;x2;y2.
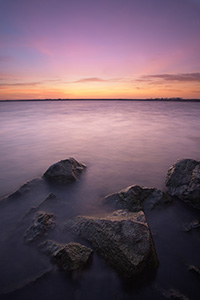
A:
165;159;200;208
182;219;200;232
24;211;56;243
39;240;93;271
66;210;158;278
104;185;169;212
43;157;86;184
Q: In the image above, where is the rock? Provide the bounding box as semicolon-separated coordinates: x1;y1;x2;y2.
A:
162;288;190;300
166;159;200;208
33;193;60;212
39;240;93;271
188;264;200;277
43;157;86;184
21;193;60;222
5;178;42;200
39;240;63;255
66;210;158;278
24;211;56;243
54;242;93;271
183;219;200;232
38;193;60;207
104;185;169;212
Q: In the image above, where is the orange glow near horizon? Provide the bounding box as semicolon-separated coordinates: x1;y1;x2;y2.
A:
0;77;200;100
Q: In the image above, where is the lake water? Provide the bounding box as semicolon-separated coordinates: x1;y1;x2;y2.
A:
0;100;200;300
1;100;200;198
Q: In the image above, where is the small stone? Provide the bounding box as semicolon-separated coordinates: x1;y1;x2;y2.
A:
54;242;93;271
39;240;93;271
24;211;56;243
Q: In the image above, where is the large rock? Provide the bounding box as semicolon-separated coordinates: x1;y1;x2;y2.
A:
166;159;200;208
39;240;93;271
66;210;158;278
104;185;169;212
43;157;86;184
24;211;56;243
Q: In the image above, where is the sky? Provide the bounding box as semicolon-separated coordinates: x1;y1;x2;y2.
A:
0;0;200;100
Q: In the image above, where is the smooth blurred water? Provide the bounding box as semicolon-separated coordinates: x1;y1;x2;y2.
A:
0;100;200;300
0;100;200;198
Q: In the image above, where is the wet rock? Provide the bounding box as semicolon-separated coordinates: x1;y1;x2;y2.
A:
188;264;200;277
162;288;190;300
39;240;63;255
182;219;200;232
104;185;169;212
166;159;200;208
66;210;158;278
39;240;93;271
34;193;60;212
24;211;56;243
43;157;86;184
54;242;93;271
21;193;60;222
37;193;60;207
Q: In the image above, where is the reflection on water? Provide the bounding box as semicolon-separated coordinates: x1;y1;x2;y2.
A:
0;100;200;197
0;100;200;300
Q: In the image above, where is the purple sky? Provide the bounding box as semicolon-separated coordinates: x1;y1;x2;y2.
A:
0;0;200;99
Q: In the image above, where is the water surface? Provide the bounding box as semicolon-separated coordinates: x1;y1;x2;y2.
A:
0;100;200;300
1;100;199;197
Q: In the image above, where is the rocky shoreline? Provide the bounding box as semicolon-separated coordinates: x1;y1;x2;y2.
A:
0;157;200;298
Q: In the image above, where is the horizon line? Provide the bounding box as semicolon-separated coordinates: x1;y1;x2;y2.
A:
0;98;200;102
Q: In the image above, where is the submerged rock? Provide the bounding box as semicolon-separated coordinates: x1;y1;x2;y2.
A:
104;185;169;212
162;288;190;300
37;193;60;207
21;193;60;221
66;210;158;278
188;264;200;277
43;157;86;184
39;240;63;255
182;219;200;232
5;178;42;201
166;159;200;208
24;211;56;243
39;240;93;271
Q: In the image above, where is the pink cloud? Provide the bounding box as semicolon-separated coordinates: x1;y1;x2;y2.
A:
141;73;200;83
